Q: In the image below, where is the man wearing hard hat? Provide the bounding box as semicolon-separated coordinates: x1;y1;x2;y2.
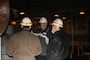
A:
32;17;52;60
6;17;42;60
46;18;69;60
38;17;52;40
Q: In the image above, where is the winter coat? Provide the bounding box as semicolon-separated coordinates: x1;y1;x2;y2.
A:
6;30;42;60
1;34;13;60
38;36;47;56
1;25;14;60
32;28;52;56
46;30;69;60
32;28;52;40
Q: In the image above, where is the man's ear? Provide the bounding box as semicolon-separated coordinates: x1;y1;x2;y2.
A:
29;26;31;29
21;25;23;29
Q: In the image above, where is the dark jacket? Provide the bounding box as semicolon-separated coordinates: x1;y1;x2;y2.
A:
38;36;47;56
32;28;52;40
46;30;69;60
32;28;52;56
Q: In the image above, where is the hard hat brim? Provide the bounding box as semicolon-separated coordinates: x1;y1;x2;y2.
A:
51;23;63;28
20;23;32;26
39;21;48;23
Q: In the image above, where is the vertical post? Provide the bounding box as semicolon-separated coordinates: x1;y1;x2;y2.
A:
70;7;74;59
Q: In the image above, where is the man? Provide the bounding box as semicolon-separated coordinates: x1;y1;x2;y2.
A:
0;0;9;36
32;17;52;60
39;17;52;41
32;17;52;42
46;18;69;60
6;17;42;60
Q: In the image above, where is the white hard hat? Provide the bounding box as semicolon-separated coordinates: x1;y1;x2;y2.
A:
39;17;48;23
51;18;63;28
20;17;32;26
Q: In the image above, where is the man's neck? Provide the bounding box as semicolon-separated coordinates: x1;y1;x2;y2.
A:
41;27;47;30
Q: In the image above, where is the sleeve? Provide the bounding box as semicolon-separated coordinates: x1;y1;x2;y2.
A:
34;36;42;56
47;36;62;54
6;36;14;56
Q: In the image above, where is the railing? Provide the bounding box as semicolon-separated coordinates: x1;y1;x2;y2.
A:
70;41;90;56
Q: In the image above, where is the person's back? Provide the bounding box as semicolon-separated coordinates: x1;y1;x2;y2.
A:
6;17;42;60
6;30;42;60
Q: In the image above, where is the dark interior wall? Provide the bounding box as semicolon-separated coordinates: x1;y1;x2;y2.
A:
88;19;90;41
73;34;88;41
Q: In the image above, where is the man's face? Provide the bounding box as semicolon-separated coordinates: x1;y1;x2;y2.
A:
0;0;9;36
40;23;47;30
51;25;59;33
